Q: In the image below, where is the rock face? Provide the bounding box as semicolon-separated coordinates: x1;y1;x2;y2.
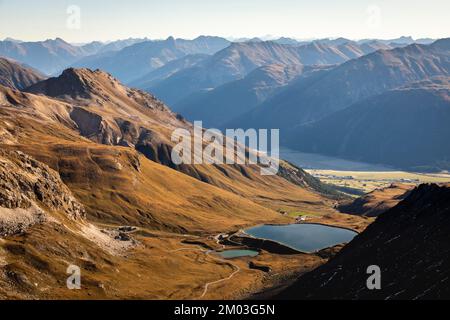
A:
26;68;175;143
0;150;85;236
276;184;450;300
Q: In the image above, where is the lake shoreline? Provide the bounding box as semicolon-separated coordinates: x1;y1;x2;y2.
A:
227;223;359;255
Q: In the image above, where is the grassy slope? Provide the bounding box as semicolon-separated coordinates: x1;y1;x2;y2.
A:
0;106;336;300
0;80;355;299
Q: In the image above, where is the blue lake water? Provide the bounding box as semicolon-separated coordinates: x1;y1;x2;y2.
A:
280;147;394;171
216;249;259;259
245;223;358;253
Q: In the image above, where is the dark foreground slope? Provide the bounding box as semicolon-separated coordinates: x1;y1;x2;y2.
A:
276;184;450;300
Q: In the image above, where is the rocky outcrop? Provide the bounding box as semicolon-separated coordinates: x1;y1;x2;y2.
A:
70;107;119;145
25;68;187;167
0;150;85;236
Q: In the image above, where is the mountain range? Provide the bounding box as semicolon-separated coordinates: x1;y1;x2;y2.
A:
0;38;86;75
80;38;148;55
2;35;446;171
71;36;231;83
1;36;449;172
223;38;450;170
174;64;330;128
128;53;210;90
232;39;450;129
0;53;354;298
285;77;450;171
144;39;400;106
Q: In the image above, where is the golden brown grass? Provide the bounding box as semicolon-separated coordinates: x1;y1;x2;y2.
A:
308;169;450;193
0;80;364;300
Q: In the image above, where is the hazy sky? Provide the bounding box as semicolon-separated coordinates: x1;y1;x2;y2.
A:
0;0;449;42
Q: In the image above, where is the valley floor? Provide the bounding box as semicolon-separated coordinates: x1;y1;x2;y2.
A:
0;211;371;300
87;215;368;300
308;169;450;194
280;148;450;194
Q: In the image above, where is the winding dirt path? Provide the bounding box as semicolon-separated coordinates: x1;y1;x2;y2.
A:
170;235;242;299
200;261;240;299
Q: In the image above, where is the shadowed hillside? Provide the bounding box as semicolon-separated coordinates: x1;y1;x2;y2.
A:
286;77;450;171
231;39;450;130
174;64;311;127
0;58;45;90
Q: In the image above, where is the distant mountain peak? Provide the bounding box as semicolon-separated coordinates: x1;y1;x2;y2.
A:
43;37;69;44
194;35;222;40
4;37;23;43
395;35;414;42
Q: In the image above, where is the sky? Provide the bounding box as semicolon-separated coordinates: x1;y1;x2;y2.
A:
0;0;449;43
